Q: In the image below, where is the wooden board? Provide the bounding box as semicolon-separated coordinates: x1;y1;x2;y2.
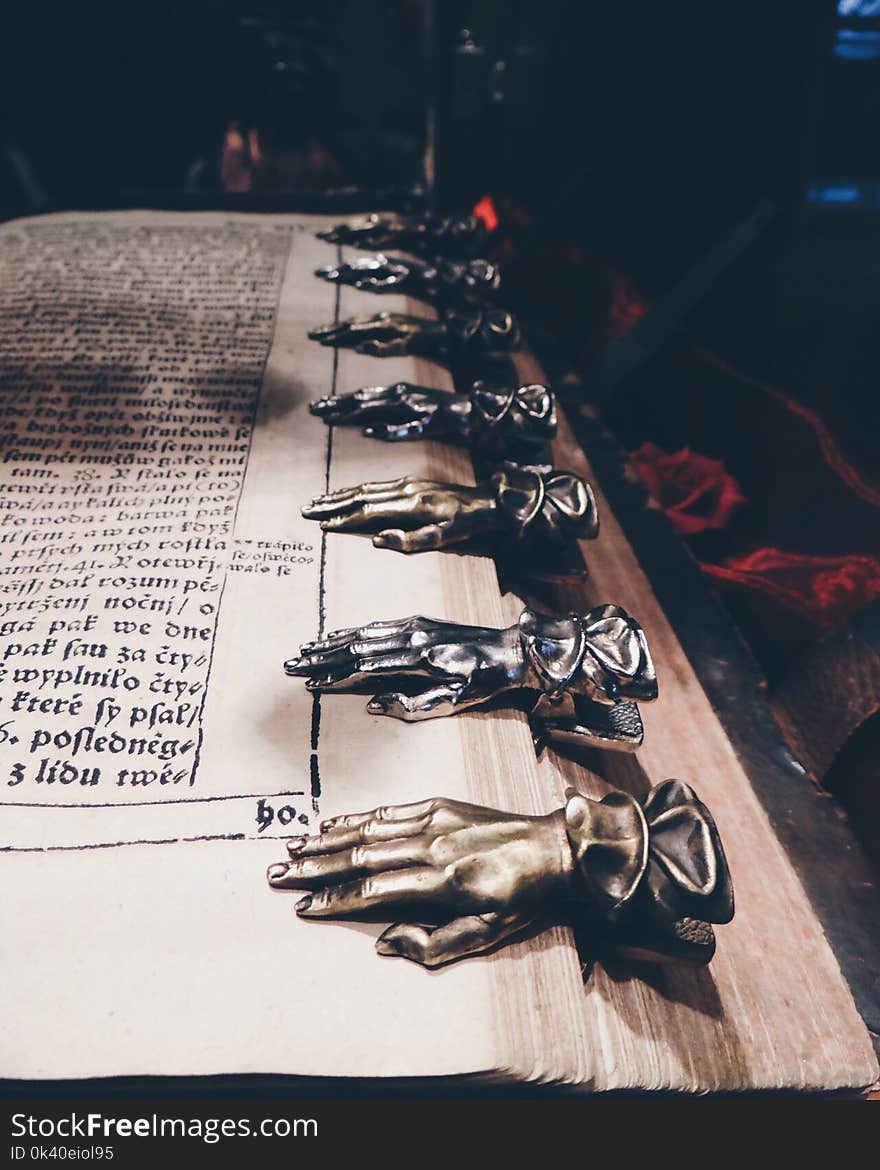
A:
509;349;879;1093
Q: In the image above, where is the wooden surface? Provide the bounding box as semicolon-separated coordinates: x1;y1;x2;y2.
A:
542;355;880;1065
504;349;879;1093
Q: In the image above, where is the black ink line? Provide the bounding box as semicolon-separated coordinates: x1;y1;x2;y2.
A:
308;707;322;807
1;831;310;853
309;692;321;751
309;751;321;804
0;790;305;810
316;273;340;636
1;833;246;853
308;244;341;815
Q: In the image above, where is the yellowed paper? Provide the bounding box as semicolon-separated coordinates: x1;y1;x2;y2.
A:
0;212;511;1080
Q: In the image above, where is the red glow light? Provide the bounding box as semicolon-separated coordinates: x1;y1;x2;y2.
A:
473;195;499;233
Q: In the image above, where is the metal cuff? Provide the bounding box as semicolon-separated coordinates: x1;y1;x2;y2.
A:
519;605;657;705
564;780;734;964
448;308;521;353
492;467;599;545
467;383;557;458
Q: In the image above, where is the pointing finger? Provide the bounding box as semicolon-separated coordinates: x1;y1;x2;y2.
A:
268;837;430;889
295;868;448;918
319;799;442;833
285;813;431;857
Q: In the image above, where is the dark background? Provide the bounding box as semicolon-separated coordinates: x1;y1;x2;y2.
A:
1;0;879;836
2;0;874;476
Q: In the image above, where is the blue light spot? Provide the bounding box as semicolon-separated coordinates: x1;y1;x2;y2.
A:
806;184;864;204
837;26;880;41
834;28;880;57
838;0;880;17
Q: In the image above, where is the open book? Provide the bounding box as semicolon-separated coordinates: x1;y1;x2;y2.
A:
0;210;875;1092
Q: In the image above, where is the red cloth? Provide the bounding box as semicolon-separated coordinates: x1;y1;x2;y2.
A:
628;433;880;637
701;549;880;632
611;275;880;638
629;442;746;536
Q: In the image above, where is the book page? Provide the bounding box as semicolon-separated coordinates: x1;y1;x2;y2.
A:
0;211;519;1081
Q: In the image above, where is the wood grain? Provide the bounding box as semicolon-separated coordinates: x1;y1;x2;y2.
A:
511;350;878;1092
